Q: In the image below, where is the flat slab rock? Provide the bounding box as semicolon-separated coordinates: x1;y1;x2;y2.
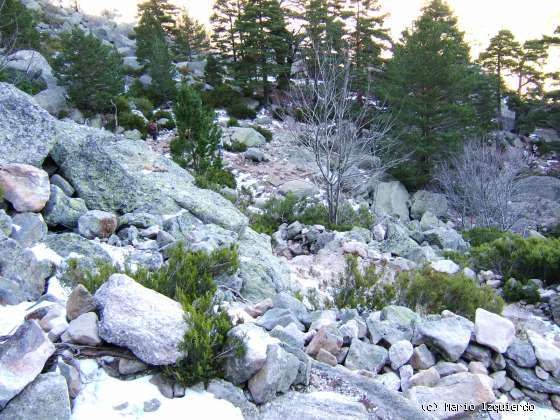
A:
94;274;187;366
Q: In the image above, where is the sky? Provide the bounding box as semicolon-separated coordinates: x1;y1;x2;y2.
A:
72;0;559;58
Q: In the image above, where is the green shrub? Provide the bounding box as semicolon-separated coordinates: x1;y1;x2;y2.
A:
227;117;239;127
61;258;121;293
123;65;145;77
250;194;373;235
0;0;40;50
227;102;256;120
194;166;236;190
114;96;131;113
119;112;147;134
224;140;248;153
395;268;504;320
462;227;513;247
503;278;540;304
251;125;273;142
471;235;560;286
131;97;154;118
201;85;241;109
335;256;395;311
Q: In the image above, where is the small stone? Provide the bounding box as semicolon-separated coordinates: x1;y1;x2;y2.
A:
434;361;468;378
535;365;550;380
551;395;560;411
143;398;161;412
305;326;343;358
410;344;436;370
118;358;148;375
66;312;101;346
468;361;488;375
509;388;524;400
474;308;515;353
501;377;515;392
409;367;441;387
316;348;338;366
78;210;118;239
399;365;414;392
375;371;401;391
389;340;413;370
490;371;506;390
66;285;96;321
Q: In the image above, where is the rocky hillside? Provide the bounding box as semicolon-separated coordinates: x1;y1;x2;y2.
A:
2;1;560;419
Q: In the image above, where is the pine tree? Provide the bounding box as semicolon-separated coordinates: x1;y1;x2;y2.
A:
211;0;246;63
515;39;548;98
235;0;290;104
204;55;224;87
170;84;223;176
0;0;39;50
175;10;209;61
344;0;391;94
478;30;521;121
380;0;493;189
54;28;124;113
135;3;176;102
137;0;178;35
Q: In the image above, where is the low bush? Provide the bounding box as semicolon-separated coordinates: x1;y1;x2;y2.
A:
201;85;241;109
251;125;273;142
227;117;239;127
503;278;540;304
471;235;560;286
224;140;248;153
395;268;504;320
227;102;256;120
194;166;236;190
462;227;514;247
113;96;131;113
119;112;147;135
250;194;373;235
335;256;395;311
61;258;121;293
131;97;154;118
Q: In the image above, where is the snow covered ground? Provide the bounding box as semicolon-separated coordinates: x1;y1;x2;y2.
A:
71;370;243;420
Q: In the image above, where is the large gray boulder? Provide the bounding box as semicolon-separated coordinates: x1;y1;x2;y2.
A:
474;309;515;353
423;227;468;252
50;123;247;232
235;228;293;302
344;338;388;373
512;176;560;230
505;359;560;394
278;180;319;199
406;372;495;419
372;181;410;221
380;221;421;258
0;321;55;409
225;323;279;385
94;274;187;365
248;344;300;404
0;372;70;420
223;127;266;148
410;190;448;220
42;185;88;228
0;83;58;166
0;238;48;304
418;316;472;362
44;233;112;262
0;164;50;212
259;391;369;420
10;212;48;248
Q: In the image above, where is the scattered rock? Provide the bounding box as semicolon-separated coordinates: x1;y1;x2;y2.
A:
0;321;55;409
306;326;343;359
278;180;319;199
43;185;88;228
0;164;50;212
418;316;472;362
248;344;299;404
389;340;413;370
527;330;560;374
505;339;537;368
344;339;388;373
315;348;338;366
94;274;187;365
410;190;448;220
410;344;436;370
409;367;441;388
10;213;48;247
78;210;118;239
0;372;70;420
66;284;96;321
474;308;515;353
66;312;101;346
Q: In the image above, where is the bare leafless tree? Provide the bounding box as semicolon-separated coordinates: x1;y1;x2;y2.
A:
435;138;532;230
282;48;403;224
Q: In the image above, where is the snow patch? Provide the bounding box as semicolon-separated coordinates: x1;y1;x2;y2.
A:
0;302;30;336
29;243;64;266
71;370;244;420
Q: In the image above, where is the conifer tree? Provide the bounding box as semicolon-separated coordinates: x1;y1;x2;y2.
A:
175;11;209;61
235;0;290;104
204;55;224;87
478;30;521;120
380;0;493;189
515;39;549;98
170;84;223;176
211;0;246;63
344;0;391;94
0;0;39;50
135;2;176;102
54;28;124;113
